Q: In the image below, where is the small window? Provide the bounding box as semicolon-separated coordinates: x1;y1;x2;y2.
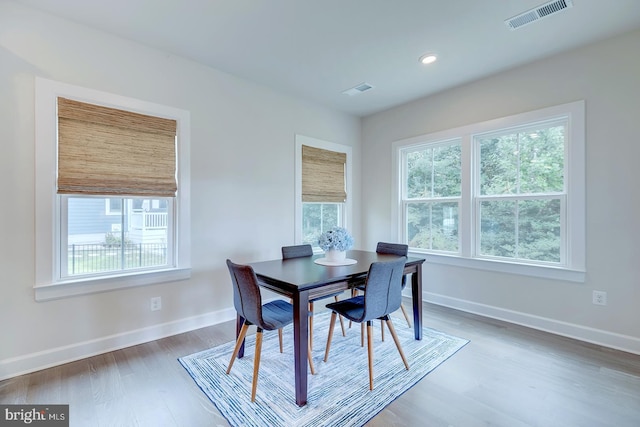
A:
105;198;123;215
295;135;352;249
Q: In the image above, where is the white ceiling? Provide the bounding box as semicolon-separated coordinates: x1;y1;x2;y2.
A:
15;0;640;117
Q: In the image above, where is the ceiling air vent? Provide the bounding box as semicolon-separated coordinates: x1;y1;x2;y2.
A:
505;0;573;30
342;83;374;96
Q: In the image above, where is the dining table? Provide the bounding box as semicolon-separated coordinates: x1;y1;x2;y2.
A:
239;249;425;406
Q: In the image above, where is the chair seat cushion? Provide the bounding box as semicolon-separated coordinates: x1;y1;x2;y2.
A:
261;299;294;330
325;296;365;323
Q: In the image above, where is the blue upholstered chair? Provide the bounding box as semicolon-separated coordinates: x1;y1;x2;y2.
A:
351;242;411;342
281;244;345;350
373;242;412;328
324;257;410;390
226;259;315;402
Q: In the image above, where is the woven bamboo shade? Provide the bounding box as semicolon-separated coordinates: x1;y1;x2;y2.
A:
57;97;177;197
302;145;347;203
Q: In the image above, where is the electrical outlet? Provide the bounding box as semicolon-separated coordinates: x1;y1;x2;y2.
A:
592;290;607;306
150;296;162;311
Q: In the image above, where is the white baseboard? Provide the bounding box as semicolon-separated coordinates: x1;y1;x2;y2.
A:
425;292;640;355
5;294;638;381
0;307;237;381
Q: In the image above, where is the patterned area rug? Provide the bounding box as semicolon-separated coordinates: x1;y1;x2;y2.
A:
179;310;468;427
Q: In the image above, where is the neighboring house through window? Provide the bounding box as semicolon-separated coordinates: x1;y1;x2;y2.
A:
35;78;191;300
394;101;585;281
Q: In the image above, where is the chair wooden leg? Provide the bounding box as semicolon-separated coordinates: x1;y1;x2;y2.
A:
360;323;365;347
278;328;283;353
385;318;410;370
308;340;316;375
227;322;250;374
380;319;385;341
309;302;314;351
367;320;374;390
335;296;346;337
323;312;338;362
251;330;264;402
400;303;412;327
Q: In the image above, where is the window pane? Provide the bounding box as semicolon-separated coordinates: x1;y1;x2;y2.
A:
406;143;460;198
519;126;564;194
480;200;516;258
479;134;519;195
65;197;169;277
518;199;561;262
302;203;340;246
480;199;561;262
407;202;458;252
479;124;565;196
433;144;461;197
406;151;432;198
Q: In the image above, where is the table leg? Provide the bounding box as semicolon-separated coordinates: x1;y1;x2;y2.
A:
411;263;423;340
292;290;309;406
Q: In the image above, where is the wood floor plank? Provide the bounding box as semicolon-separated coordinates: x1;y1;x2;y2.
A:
1;302;639;427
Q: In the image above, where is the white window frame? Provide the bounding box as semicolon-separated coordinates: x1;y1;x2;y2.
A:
34;77;191;301
393;101;585;282
294;134;352;249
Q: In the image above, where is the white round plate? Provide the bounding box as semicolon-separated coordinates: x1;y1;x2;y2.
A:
314;258;358;266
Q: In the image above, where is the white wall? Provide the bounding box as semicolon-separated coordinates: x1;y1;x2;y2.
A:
362;29;640;353
0;2;361;378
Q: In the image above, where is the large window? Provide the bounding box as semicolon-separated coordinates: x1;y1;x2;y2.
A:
396;102;585;281
295;135;352;249
35;78;191;300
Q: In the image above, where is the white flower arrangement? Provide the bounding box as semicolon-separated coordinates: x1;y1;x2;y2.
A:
317;226;354;252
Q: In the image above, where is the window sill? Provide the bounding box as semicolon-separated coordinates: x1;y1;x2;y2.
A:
413;252;585;283
34;267;191;301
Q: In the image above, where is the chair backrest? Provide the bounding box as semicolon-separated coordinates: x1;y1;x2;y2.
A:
376;242;409;257
377;242;409;288
282;244;313;259
226;259;265;327
361;257;407;322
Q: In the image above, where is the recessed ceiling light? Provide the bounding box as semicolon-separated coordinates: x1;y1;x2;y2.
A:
419;54;437;65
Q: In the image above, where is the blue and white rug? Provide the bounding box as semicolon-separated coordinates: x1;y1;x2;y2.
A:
179;311;468;427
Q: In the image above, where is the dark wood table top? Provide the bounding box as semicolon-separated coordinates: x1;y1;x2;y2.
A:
249;249;425;294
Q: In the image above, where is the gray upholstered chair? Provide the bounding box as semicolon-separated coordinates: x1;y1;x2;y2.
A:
281;244;345;350
374;242;412;328
351;242;412;342
226;259;315;402
324;257;410;390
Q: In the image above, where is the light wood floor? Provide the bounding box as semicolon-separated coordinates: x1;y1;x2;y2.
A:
2;302;639;427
